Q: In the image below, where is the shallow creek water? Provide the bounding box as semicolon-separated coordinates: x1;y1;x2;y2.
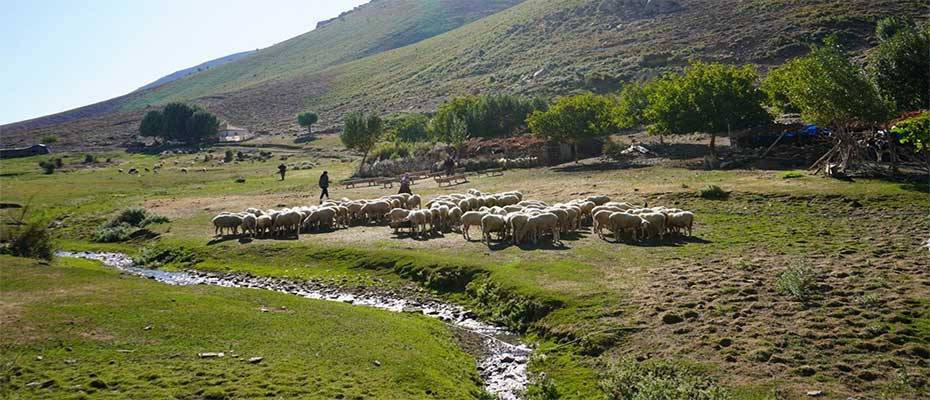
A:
57;251;532;399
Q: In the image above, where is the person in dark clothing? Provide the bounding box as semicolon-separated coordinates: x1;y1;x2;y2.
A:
398;173;412;195
443;157;455;177
318;171;330;203
277;163;287;180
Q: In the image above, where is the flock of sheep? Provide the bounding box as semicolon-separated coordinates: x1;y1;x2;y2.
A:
211;189;695;247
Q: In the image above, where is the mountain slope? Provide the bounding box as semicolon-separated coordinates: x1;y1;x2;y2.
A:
3;0;926;150
135;50;259;92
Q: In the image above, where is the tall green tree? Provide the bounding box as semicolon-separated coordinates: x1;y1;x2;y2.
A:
161;102;196;142
645;62;771;156
868;19;929;113
386;113;430;143
185;111;220;144
430;94;545;139
762;39;892;174
614;81;653;130
297;112;319;135
139;110;164;142
341;112;383;172
527;92;620;161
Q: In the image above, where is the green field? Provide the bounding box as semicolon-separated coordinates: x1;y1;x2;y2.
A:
2;144;929;399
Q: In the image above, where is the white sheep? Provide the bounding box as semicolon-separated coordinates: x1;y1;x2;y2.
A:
481;214;507;244
212;214;243;236
666;211;694;236
525;213;560;245
460;211;487;241
639;212;667;241
607;212;647;242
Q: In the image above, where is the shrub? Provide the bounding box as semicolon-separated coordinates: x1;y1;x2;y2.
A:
53;158;63;168
3;224;55;260
776;262;817;301
223;150;234;163
599;358;729;400
133;246;198;269
93;223;135;243
602;138;627;161
93;207;169;243
38;160;56;174
698;185;729;199
40;135;58;144
83;154;96;164
234;176;246;183
780;171;805;179
524;373;560;400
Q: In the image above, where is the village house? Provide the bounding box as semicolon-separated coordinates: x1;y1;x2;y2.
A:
217;123;252;142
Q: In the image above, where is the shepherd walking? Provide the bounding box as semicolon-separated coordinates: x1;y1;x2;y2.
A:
318;171;330;203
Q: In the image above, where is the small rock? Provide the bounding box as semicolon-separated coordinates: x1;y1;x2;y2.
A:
35;356;43;361
40;379;55;388
143;325;152;330
373;360;381;367
501;355;515;363
64;359;77;365
248;357;263;364
794;365;816;376
88;379;107;389
718;338;733;347
806;390;823;397
198;352;224;358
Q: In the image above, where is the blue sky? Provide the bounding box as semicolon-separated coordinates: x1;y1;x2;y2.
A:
0;0;368;125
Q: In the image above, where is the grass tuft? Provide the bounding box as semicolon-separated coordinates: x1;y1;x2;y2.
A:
599;358;729;400
776;261;817;301
780;171;805;179
698;185;729;200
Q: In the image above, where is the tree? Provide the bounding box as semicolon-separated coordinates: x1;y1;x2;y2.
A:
139;110;164;142
527;92;620;161
645;62;771;156
868;21;929;113
297;112;319;136
341;112;383;172
891;112;930;177
430;94;546;140
447;116;470;157
161;102;196;142
386;113;430;143
762;39;892;175
614;81;653;130
185;111;219;144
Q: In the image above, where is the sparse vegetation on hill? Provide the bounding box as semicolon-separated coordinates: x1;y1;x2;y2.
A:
4;0;926;149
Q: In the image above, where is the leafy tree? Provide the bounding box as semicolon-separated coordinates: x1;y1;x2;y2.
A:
645;62;771;156
762;39;892;174
891;112;930;176
161;102;196;142
341;112;383;171
527;92;620;161
447;116;470;156
386;113;430;143
185;111;220;144
430;94;545;139
139;110;164;141
297;112;319;135
875;17;910;42
868;21;929;112
615;81;653;130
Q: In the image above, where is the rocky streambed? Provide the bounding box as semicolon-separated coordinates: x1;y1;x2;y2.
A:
57;251;532;399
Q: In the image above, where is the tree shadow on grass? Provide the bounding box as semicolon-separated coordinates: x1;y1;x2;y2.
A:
551;161;650;173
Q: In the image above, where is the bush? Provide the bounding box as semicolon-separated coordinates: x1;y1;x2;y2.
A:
602;138;627;161
599;358;729;400
698;185;729;200
40;135;58;144
776;262;817;301
3;224;55;260
83;154;96;164
133;246;198;269
234;176;246;183
93;207;169;243
38;160;56;174
223;150;234;163
524;373;560;400
93;223;135;243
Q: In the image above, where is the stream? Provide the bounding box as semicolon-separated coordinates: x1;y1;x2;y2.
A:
57;251;532;399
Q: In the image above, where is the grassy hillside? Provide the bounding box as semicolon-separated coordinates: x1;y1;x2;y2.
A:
3;0;926;149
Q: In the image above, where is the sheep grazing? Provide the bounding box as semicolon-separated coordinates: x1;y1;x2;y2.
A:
666;211;694;236
212;214;243;236
255;215;273;237
525;213;560;245
507;213;531;245
273;210;302;237
406;194;421;210
480;214;507;244
639;212;667;241
460;211;487;241
607;212;646;242
241;214;257;237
